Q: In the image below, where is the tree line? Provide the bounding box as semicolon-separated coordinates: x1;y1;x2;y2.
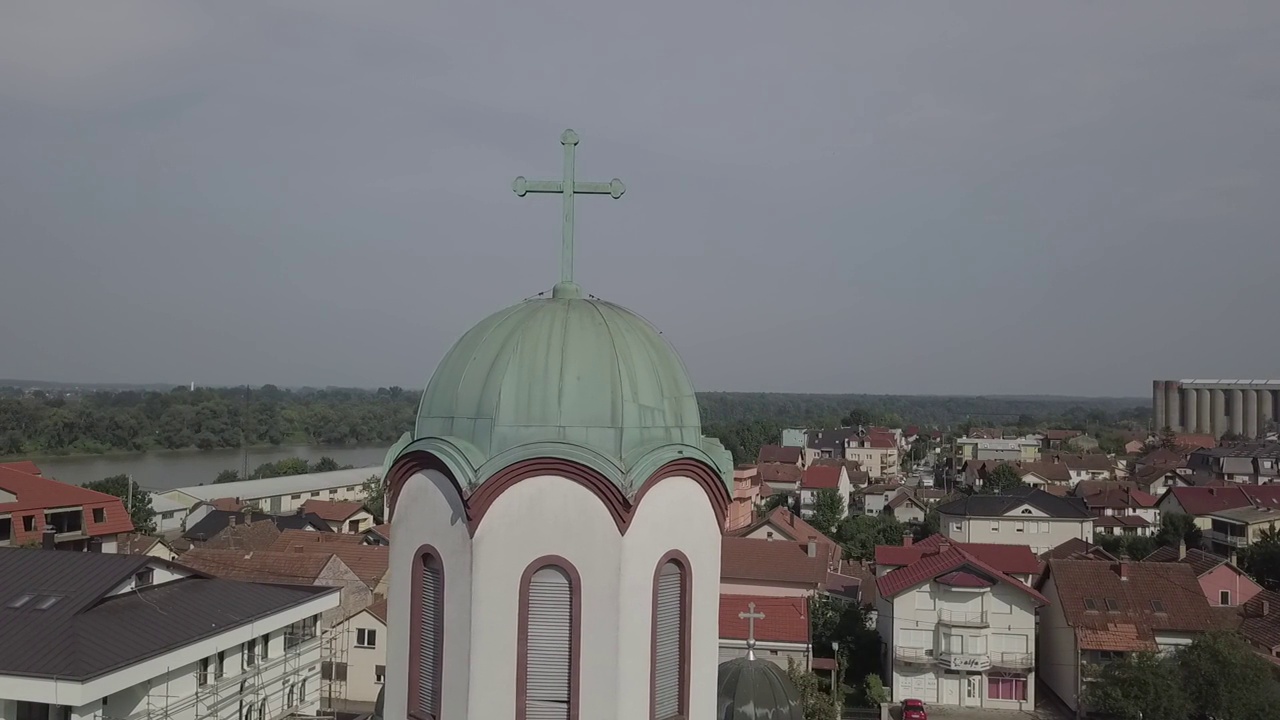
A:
0;385;416;456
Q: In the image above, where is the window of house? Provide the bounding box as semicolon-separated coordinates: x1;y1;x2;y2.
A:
329;489;338;495
198;657;211;686
348;519;361;533
134;569;154;588
519;560;578;720
990;521;999;532
987;673;1027;701
22;515;35;532
411;549;445;720
321;661;348;681
260;634;269;660
6;593;34;609
310;491;320;497
291;494;301;500
943;634;964;654
299;679;307;703
1151;600;1166;613
243;641;257;669
914;588;936;611
216;651;226;677
376;665;386;684
1220;590;1231;606
92;508;105;523
1104;598;1120;612
1040;521;1049;533
356;628;377;648
951;522;961;533
257;700;266;720
990;594;1013;615
1015;522;1025;533
1084;598;1098;612
161;512;174;520
653;557;688;720
286;684;295;708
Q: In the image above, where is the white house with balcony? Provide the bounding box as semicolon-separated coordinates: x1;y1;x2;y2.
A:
874;540;1046;711
0;548;339;720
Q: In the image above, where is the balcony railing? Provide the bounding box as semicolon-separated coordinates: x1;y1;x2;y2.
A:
938;609;988;627
894;647;935;665
990;652;1034;669
1204;529;1249;548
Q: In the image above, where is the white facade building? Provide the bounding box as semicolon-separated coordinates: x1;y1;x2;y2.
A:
0;549;339;720
158;467;379;530
937;487;1094;555
874;542;1045;711
332;600;388;711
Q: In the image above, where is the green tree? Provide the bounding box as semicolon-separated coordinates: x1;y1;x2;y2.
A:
1158;426;1179;449
83;474;156;534
1156;512;1203;550
361;474;386;520
312;456;353;473
251;457;311;479
860;674;889;708
809;489;845;536
785;657;840;720
982;464;1025;494
1083;652;1190;720
1240;528;1280;590
912;509;940;542
759;493;792;516
837;514;906;561
1178;631;1280;720
213;469;242;484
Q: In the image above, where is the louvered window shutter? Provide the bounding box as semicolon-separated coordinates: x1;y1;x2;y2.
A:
416;556;443;718
526;566;572;720
653;561;684;719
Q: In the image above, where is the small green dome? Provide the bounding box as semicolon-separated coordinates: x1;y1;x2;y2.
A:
717;655;805;720
415;295;731;492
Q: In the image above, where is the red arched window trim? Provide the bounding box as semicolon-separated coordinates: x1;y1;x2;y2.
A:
650;550;692;720
408;545;444;720
516;555;582;720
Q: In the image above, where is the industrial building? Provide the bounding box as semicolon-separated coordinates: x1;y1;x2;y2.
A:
1152;379;1280;439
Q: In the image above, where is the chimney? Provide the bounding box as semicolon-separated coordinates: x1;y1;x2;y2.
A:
42;526;56;550
1209;488;1217;496
1178;539;1187;561
903;533;913;547
766;531;774;541
1264;599;1272;617
229;514;238;527
938;540;952;553
1117;560;1129;581
807;537;817;558
1228;547;1238;566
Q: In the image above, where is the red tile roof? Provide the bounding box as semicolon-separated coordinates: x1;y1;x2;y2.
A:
732;507;839;549
936;570;993;588
1143;545;1233;577
1094;515;1151;528
875;545;1048;604
801;465;842;490
363;598;389;624
269;529;388;587
1044;559;1218;651
721;537;829;587
866;432;896;449
179;548;335;584
208;497;247;512
0;461;42;475
1084;487;1158;509
758;463;803;486
876;535;1043;576
1174;434;1217;451
1240;589;1280;651
1161;486;1280;515
757;445;802;464
719;595;809;644
0;464;134;542
1039;538;1117;563
300;499;367;522
1045;429;1082;441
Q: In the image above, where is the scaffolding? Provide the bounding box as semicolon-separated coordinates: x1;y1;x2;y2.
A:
94;619;328;720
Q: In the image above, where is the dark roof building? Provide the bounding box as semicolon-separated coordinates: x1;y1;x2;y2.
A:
937;486;1091;519
0;547;337;683
183;508;330;542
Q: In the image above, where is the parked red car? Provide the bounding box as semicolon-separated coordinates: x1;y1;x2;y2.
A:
901;698;928;720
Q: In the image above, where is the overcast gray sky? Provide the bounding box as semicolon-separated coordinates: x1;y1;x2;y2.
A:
2;1;1277;397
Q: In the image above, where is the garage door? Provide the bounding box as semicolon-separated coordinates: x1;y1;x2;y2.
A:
896;670;938;703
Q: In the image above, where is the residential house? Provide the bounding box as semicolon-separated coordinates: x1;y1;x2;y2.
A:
1013;461;1072;495
781;428;807;449
850;433;902;480
811;458;868;487
757;445;804;467
361;523;391;547
1037;559;1217;715
1202;505;1280;557
1143;543;1262;608
720;536;832;598
0;547;338;720
1186;444;1280;485
1173;434;1218;452
1156;486;1280;545
1129;463;1191;495
182;508;330;547
1083;487;1159;537
799;465;852;517
179;547;371;628
937;487;1093;555
269;529;391;597
117;533;178;561
1041;430;1082;451
1236;590;1280;665
758;463;803;494
885;491;929;523
151;493;189;533
1135;447;1192;472
1038;538;1117;565
301;499;376;534
1054;454;1115;485
859;483;906;516
719;595;812;670
734;507;838;551
804;428;861;464
875;539;1046;711
157;467;379;530
727;465;764;532
0;462;133;552
956;437;1040;463
332;599;388;713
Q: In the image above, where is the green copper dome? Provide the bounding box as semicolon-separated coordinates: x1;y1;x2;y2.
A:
413;295;732;494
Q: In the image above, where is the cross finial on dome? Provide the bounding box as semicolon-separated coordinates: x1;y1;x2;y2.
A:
512;129;626;299
739;602;766;661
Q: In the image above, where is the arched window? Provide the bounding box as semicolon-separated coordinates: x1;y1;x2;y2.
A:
651;553;690;720
518;557;581;720
409;546;444;720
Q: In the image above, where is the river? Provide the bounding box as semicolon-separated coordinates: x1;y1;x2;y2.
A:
16;444;390;491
